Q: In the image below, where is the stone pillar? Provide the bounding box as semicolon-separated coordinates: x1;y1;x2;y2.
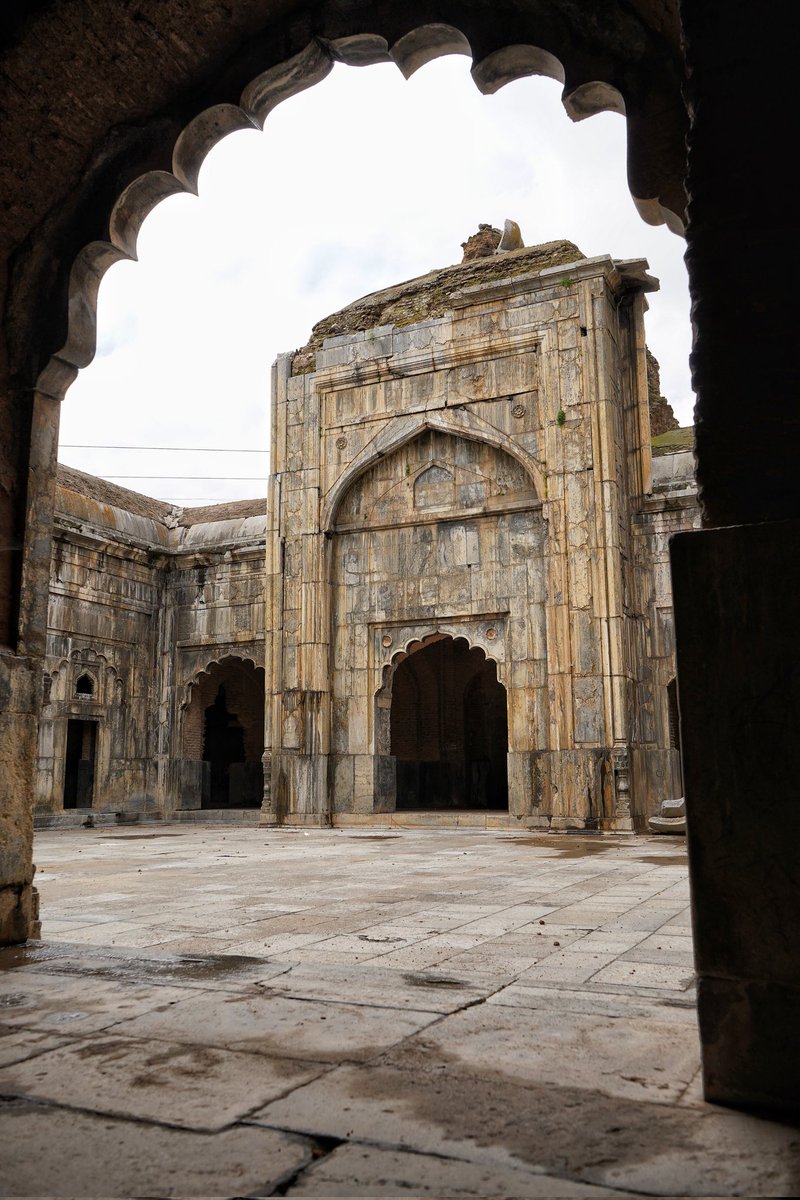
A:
17;390;60;660
0;382;56;943
672;523;800;1109
0;649;40;941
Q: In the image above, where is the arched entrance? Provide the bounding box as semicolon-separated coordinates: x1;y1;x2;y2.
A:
389;635;508;811
183;657;265;808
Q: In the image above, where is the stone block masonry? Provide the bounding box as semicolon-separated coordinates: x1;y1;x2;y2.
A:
265;241;700;830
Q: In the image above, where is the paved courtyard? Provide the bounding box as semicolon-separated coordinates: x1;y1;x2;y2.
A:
1;825;798;1197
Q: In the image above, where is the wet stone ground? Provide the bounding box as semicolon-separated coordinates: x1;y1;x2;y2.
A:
1;826;798;1197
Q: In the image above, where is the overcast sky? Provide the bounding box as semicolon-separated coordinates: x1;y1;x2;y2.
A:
60;55;693;506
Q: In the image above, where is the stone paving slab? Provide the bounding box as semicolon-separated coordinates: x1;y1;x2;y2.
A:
0;1026;72;1068
258;960;510;1013
0;825;794;1197
590;959;696;990
381;1002;702;1105
486;981;698;1022
285;1142;634;1197
111;988;440;1062
249;1055;800;1196
0;1032;326;1131
0;940;294;992
0;1099;312;1198
0;967;190;1036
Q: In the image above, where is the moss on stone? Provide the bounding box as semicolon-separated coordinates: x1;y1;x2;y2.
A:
651;426;695;456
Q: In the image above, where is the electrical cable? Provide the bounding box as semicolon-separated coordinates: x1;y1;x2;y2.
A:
61;444;268;453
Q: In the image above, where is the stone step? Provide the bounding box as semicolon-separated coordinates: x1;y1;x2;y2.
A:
34;809;162;831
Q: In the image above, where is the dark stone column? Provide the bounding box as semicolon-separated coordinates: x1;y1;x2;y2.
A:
672;523;800;1109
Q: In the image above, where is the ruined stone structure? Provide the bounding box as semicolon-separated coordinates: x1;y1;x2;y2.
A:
265;240;698;830
32;241;699;832
35;468;266;819
3;0;798;1113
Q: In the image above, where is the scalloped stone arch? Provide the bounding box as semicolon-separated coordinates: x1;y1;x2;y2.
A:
377;629;509;810
324;408;544;532
180;653;262;712
179;654;265;806
382;630;499;679
35;22;685;401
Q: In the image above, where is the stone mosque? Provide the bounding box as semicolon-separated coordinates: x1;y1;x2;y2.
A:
34;228;699;833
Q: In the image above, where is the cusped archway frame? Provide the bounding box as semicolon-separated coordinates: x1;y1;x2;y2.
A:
382;630;501;679
179;653;264;713
33;15;687;402
323;407;544;532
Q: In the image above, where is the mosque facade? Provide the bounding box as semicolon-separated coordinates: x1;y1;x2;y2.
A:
35;239;700;832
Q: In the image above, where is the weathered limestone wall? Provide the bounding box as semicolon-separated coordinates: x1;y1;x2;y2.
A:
330;430;545;819
34;470;266;817
164;514;266;810
266;246;698;829
34;472;169;816
34;259;698;833
631;446;701;808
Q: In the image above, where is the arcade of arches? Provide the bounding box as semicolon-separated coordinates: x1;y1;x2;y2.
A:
1;0;797;1113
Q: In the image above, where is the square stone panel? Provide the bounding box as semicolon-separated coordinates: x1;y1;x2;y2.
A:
110;989;439;1062
0;1034;327;1132
286;1142;622;1197
0;1099;312;1199
0;968;190;1035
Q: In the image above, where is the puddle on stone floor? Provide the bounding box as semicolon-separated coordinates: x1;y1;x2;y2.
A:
501;836;624;857
98;833;182;840
346;835;402;841
636;854;687;867
0;942;272;985
403;973;469;990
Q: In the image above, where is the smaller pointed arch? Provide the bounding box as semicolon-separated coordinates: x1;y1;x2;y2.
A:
322;407;543;531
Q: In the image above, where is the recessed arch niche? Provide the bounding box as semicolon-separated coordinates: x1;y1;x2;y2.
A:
386;634;508;810
329;425;545;817
332;427;539;532
182;657;265;808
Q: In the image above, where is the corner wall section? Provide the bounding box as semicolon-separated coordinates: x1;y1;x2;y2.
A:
263;353;332;826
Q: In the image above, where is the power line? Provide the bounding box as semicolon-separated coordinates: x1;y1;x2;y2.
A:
104;475;266;481
61;444;269;453
156;498;264;503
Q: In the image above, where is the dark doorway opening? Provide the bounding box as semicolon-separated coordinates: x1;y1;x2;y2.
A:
185;658;265;810
390;636;508;810
200;679;263;808
63;719;97;808
203;684;247;807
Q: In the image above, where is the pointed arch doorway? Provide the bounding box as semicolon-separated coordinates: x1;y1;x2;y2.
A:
182;657;265;809
389;635;508;811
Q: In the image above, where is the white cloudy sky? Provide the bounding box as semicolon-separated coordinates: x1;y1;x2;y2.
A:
60;55;693;506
